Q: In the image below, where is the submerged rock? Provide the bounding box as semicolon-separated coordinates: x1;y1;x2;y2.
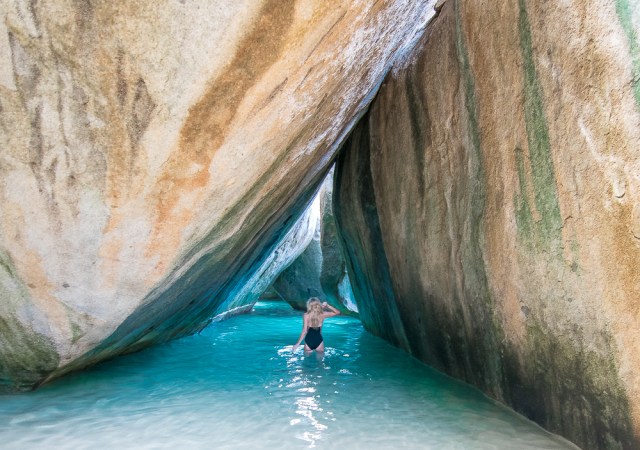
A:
335;1;640;448
0;0;435;390
272;169;357;314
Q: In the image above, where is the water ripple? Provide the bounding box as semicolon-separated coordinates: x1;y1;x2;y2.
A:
0;301;577;449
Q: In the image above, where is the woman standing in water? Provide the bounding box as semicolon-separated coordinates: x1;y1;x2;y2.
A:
292;297;340;353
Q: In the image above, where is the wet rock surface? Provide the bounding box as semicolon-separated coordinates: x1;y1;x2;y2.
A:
335;1;640;448
0;0;434;390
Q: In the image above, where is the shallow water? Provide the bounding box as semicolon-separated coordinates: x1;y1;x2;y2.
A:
0;301;576;449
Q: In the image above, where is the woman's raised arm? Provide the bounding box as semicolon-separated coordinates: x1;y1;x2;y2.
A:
321;302;340;318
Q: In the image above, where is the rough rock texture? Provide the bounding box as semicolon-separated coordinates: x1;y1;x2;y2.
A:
334;125;410;350
0;0;435;390
335;0;640;448
258;286;284;302
272;169;357;314
203;196;320;323
213;187;321;316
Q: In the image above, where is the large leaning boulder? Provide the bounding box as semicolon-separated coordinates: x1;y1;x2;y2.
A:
335;0;640;448
0;0;435;390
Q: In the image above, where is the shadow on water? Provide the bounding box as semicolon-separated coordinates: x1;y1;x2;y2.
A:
0;301;577;449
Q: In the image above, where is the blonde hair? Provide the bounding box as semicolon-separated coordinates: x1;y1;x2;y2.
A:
306;297;323;327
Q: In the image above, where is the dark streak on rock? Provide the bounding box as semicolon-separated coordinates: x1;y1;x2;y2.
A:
253;77;288;115
29;103;44;171
128;78;155;149
29;0;40;32
296;62;322;92
74;0;94;32
116;49;127;108
55;70;70;149
334;112;410;351
9;32;41;97
303;10;347;65
0;97;7;150
517;0;563;249
405;72;429;195
9;31;65;221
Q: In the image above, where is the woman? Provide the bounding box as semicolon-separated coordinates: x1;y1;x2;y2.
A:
292;298;340;353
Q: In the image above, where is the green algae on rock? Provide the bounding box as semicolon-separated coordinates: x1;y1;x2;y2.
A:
0;250;59;391
334;115;410;351
334;1;640;448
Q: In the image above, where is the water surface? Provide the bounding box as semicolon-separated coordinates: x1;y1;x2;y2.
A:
0;301;576;449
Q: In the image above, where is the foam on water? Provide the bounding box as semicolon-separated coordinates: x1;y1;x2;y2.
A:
0;301;577;449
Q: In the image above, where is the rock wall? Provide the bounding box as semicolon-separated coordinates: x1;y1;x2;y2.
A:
214;186;322;316
334;120;411;351
335;0;640;448
0;0;435;390
272;169;358;314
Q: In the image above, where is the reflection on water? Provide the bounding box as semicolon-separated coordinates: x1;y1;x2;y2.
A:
0;301;577;449
283;352;331;447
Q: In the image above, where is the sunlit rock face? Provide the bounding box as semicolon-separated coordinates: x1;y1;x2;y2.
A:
335;0;640;448
272;169;357;314
0;0;435;390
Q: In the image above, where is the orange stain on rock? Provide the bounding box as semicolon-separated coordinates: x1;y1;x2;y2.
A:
18;248;72;357
144;0;297;275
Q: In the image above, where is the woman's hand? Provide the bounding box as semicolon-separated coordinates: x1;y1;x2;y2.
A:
292;344;299;353
322;302;340;316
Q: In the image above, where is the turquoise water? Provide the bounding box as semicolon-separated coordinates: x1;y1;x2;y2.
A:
0;301;576;449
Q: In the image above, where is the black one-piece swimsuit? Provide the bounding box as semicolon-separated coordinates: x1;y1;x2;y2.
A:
305;326;323;350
